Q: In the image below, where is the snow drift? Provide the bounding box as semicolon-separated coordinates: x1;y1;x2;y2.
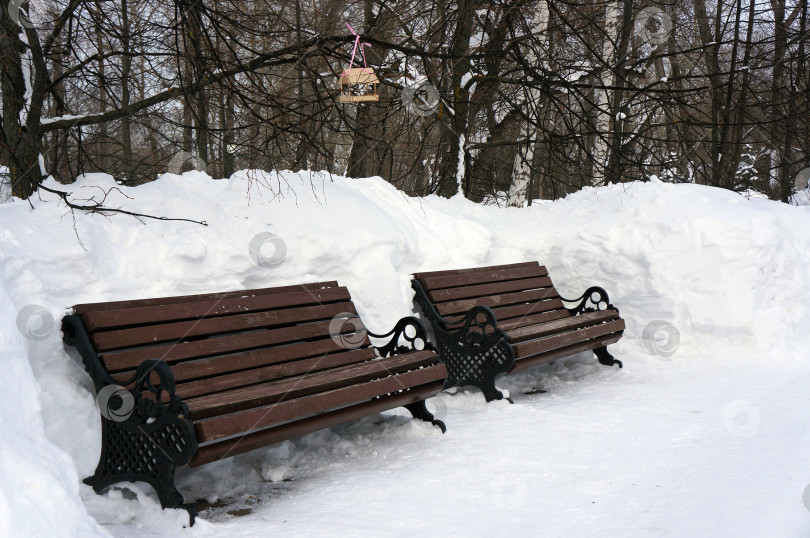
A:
1;171;809;536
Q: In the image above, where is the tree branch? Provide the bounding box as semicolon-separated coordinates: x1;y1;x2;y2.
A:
38;184;208;226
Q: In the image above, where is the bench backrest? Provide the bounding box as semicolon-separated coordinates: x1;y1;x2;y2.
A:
72;282;376;402
413;261;572;330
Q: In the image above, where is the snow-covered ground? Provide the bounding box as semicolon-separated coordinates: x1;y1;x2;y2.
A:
1;171;809;536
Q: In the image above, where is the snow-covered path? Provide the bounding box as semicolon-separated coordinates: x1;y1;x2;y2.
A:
95;342;810;537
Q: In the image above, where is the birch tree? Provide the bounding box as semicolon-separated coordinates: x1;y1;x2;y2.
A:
508;0;549;207
592;0;620;185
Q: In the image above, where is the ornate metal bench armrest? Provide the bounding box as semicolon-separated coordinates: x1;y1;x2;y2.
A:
425;306;515;402
364;316;448;433
412;278;510;349
367;316;434;358
64;313;188;421
441;305;505;347
560;286;618;316
89;358;197;523
64;314;198;523
118;359;190;420
411;279;515;401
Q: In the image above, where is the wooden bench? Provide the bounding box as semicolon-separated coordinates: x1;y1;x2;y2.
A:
411;261;624;402
62;281;447;524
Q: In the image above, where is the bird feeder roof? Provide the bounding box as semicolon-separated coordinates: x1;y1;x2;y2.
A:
339;68;379;85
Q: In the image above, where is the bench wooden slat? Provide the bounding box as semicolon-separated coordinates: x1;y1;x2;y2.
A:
506;309;620;343
174;347;380;399
418;265;548;292
169;339;373;384
509;333;624;373
187;350;440;420
413;261;539;280
112;337;375;385
101;318;362;372
190;380;445;466
427;276;555;304
512;318;626;359
82;287;352;331
490;299;567;323
92;301;357;352
72;281;340;314
195;363;446;442
497;308;571;331
436;287;559;317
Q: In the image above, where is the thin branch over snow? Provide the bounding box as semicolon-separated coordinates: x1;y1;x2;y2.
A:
37;184;208;226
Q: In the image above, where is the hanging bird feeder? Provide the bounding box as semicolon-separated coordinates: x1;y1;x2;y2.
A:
339;23;380;103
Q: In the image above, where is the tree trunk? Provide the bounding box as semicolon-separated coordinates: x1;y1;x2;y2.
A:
603;0;634;185
48;38;69;182
220;88;236;177
722;0;757;190
692;0;724;186
508;0;549;207
592;0;620;185
1;7;43;198
94;1;109;172
771;0;791;201
436;0;476;197
120;0;134;183
184;0;209;165
294;0;310;170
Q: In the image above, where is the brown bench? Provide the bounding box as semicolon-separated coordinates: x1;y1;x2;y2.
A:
62;281;447;524
411;261;624;402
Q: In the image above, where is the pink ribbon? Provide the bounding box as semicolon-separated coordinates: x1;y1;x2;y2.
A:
345;23;372;73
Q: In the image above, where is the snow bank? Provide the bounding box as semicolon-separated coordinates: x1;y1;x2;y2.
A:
0;256;106;536
0;170;809;535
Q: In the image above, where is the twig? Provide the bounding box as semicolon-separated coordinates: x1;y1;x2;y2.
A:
38;184;209;226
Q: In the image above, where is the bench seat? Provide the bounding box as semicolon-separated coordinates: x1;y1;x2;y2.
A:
412;262;624;402
63;281;447;523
